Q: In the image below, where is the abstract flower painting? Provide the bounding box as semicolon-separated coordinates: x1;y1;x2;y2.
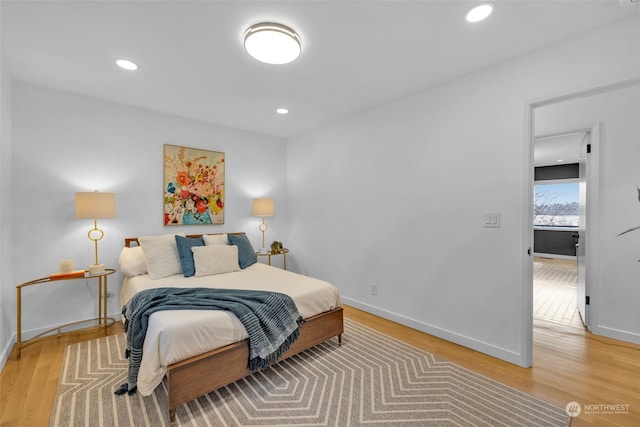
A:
163;144;225;225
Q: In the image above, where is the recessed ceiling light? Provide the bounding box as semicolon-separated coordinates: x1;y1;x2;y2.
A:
556;159;564;163
116;59;138;71
276;108;289;114
244;22;301;65
466;3;494;23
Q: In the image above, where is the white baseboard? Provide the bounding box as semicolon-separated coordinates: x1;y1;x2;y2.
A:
591;324;640;345
342;297;527;367
0;333;15;371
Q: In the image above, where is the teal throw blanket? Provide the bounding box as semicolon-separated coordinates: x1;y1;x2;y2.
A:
115;287;303;395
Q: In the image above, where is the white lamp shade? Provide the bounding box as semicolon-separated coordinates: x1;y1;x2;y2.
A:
75;192;116;219
252;198;275;217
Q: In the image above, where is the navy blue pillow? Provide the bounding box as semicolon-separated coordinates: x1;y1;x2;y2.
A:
175;235;204;277
228;233;257;269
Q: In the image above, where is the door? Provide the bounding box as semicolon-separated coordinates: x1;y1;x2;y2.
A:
577;132;589;327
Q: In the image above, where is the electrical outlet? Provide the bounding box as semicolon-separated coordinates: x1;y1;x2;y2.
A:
371;284;378;296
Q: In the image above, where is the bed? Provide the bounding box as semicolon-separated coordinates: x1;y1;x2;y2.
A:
118;233;343;425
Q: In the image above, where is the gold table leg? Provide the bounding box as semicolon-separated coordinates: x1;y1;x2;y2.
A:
16;287;21;359
102;276;108;334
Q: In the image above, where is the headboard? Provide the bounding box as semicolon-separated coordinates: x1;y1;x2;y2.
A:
124;232;245;248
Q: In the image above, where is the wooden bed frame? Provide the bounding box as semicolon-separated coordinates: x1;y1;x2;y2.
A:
124;234;344;425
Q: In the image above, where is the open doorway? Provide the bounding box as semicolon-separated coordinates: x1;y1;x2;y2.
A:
523;78;640;366
533;131;588;329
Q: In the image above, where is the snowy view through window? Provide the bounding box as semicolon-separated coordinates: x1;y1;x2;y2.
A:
534;182;579;227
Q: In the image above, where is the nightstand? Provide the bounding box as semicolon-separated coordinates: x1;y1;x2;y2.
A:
15;268;116;359
256;248;289;270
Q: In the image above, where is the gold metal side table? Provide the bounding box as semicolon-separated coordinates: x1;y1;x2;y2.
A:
16;268;116;359
256;248;289;270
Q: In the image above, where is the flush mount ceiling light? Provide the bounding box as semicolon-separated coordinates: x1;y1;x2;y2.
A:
116;59;138;71
244;22;301;64
276;108;289;114
466;2;495;23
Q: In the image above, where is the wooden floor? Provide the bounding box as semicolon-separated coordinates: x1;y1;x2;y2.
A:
1;306;639;426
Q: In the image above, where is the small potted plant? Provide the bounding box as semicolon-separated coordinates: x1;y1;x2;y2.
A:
270;241;283;254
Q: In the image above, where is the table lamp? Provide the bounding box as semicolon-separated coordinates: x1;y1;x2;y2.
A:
252;197;274;254
75;191;115;274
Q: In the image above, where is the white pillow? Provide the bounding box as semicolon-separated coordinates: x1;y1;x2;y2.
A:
202;233;228;246
118;246;148;277
139;234;183;279
192;245;240;277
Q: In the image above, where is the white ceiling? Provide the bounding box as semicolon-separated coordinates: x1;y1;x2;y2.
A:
534;132;586;167
2;1;639;139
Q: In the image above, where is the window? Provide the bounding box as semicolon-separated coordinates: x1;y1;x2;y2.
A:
534;181;579;227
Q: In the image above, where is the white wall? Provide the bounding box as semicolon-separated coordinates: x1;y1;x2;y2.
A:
286;15;640;365
3;82;286;363
1;59;14;367
535;84;640;343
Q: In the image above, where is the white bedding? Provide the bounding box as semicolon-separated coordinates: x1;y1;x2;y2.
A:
120;262;342;396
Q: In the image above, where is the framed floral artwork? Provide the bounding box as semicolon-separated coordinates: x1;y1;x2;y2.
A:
163;144;225;225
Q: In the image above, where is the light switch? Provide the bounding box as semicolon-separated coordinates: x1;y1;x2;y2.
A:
484;213;500;228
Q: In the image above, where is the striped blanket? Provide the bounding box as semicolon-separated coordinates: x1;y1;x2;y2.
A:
115;287;303;395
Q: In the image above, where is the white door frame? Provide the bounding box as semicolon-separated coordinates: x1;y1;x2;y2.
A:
533;126;597;328
521;77;640;367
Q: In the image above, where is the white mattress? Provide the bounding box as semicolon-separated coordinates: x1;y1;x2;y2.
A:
120;263;342;395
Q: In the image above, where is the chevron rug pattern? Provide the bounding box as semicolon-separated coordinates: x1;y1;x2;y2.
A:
50;319;570;426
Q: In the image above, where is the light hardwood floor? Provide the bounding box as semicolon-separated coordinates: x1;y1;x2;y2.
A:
1;306;639;426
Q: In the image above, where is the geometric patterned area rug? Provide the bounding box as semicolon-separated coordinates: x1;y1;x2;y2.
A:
50;319;570;426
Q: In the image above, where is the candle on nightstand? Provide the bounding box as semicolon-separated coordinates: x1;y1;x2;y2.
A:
59;259;74;273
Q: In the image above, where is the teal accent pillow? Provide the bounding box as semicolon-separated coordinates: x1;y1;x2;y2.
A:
228;233;257;269
175;235;204;277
